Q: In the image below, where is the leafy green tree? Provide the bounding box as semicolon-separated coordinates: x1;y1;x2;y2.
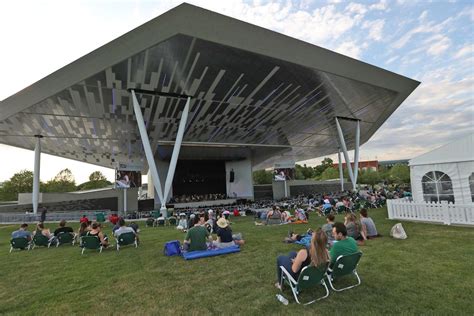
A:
252;169;273;185
389;164;411;184
313;157;334;177
358;169;381;188
89;171;107;182
0;170;35;201
320;167;339;180
76;171;111;191
43;168;76;193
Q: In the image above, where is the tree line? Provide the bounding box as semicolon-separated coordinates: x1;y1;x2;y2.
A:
253;158;410;186
0;169;111;201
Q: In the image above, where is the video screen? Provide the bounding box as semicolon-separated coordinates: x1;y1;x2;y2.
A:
115;170;142;189
273;168;295;181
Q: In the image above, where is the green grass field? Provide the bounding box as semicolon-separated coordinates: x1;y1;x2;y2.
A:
1;207;473;315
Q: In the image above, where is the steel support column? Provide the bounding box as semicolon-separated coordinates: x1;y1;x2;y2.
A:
338;150;344;191
335;118;356;190
353;120;360;184
131;90;165;205
161;97;191;217
32;135;42;215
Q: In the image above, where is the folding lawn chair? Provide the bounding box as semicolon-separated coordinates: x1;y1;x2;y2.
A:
10;238;31;253
327;252;363;292
80;236;103;255
56;232;76;247
168;216;177;226
337;205;347;214
32;234;52;249
280;264;330;305
146;218;155;227
115;232;138;251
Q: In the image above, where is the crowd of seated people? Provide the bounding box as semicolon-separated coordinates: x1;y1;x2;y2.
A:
169;193;228;203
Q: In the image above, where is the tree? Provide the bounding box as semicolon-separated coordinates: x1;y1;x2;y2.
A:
320;167;339;180
0;170;35;201
89;171;107;182
389;164;410;184
358;169;381;188
43;168;76;193
252;169;273;185
76;171;111;191
313;157;334;177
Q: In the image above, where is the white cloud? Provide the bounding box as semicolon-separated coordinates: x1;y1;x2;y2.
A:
453;45;473;59
346;2;367;15
424;34;452;56
362;19;385;41
335;40;368;59
370;0;388;11
418;10;428;21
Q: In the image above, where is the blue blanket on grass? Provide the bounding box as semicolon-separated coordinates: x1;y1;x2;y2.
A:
183;245;240;260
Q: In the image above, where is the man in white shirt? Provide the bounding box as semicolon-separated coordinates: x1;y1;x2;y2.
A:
114;218;136;239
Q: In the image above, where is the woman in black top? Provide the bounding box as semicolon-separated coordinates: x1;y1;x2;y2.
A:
275;229;330;290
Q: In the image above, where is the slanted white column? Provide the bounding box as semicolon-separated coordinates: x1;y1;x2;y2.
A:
338;150;344;191
162;97;191;217
32;135;42;215
353;120;360;184
131;90;165;205
335;117;356;190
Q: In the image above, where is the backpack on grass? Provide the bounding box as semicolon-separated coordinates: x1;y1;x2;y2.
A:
164;240;181;256
390;223;407;240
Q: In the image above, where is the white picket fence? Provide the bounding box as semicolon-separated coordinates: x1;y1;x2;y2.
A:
387;199;474;226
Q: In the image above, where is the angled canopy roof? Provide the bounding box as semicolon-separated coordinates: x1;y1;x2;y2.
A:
409;133;474;166
0;3;419;171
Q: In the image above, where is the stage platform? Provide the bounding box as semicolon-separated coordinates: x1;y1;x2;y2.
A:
172;199;237;209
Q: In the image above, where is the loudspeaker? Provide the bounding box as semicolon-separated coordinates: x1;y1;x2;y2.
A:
229;170;235;183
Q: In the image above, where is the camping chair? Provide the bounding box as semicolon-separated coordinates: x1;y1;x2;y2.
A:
337;205;347;214
32;234;52;249
80;236;103;255
327;252;363;292
56;232;76;247
168;216;177;226
115;232;138;251
280;263;330;305
10;238;31;253
156;217;165;227
146;218;155;227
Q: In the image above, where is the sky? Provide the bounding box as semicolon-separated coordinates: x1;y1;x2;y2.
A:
0;0;473;184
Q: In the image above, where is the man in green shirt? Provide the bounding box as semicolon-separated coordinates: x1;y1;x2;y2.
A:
329;222;359;268
184;214;211;251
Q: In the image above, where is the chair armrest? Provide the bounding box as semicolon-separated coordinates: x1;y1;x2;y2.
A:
280;265;297;285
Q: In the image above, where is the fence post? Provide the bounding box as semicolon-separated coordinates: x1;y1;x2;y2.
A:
441;201;450;225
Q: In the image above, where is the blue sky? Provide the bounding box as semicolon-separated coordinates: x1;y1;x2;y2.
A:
0;0;472;183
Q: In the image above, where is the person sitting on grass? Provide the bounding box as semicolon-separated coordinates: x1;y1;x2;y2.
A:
114;218;139;243
359;208;380;239
214;217;245;249
177;213;188;231
321;214;335;245
275;229;330;290
344;213;363;244
11;223;32;241
86;222;109;248
266;206;282;224
329;222;359;269
183;213;212;252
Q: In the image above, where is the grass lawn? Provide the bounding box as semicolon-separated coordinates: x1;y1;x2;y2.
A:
0;206;473;315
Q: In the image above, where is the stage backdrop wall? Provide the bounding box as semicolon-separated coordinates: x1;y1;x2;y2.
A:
225;159;254;199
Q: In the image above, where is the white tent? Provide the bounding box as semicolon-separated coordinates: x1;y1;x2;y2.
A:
409;133;474;205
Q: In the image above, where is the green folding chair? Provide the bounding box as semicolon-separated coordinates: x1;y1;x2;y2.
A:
152;210;161;227
146;218;155;227
56;232;76;247
32;234;52;249
337;205;347;214
327;252;363;291
80;236;103;255
168;216;177;226
115;232;138;251
280;263;330;305
10;238;31;253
